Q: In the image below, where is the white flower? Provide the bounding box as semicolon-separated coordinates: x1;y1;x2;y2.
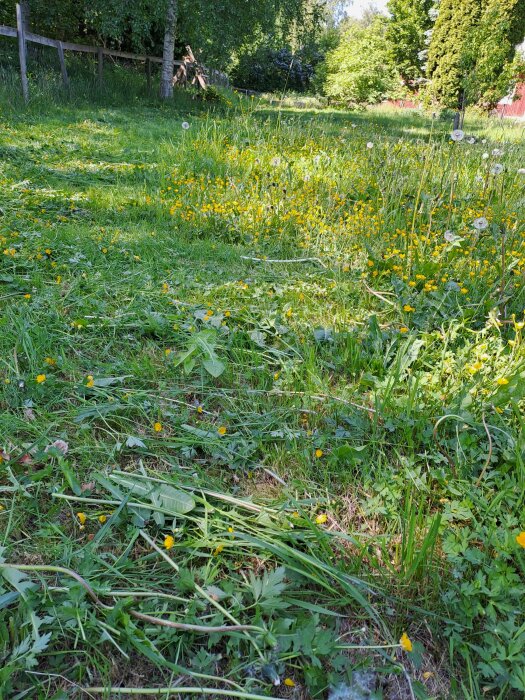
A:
451;129;464;141
351;123;357;128
473;217;489;231
181;121;190;130
491;163;503;175
444;230;456;242
492;148;503;156
517;168;525;175
482;152;489;160
313;155;321;164
366;142;374;149
271;156;281;167
466;136;476;144
304;173;311;182
45;439;69;455
481;139;486;144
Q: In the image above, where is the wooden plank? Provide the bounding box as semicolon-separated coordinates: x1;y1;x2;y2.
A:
97;46;103;85
2;23;190;67
57;41;69;88
16;4;29;102
26;30;58;48
0;25;17;37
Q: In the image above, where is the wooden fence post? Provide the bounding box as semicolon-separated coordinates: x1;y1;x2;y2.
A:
57;41;69;88
145;57;152;92
16;3;29;102
97;47;103;85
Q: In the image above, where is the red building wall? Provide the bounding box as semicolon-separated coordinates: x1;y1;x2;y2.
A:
497;83;525;118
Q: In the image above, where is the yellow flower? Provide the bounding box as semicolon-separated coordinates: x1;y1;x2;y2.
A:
213;543;224;556
86;375;94;388
400;632;413;652
227;526;234;533
36;374;46;384
197;405;203;414
315;513;328;525
44;357;56;366
516;531;525;548
284;678;296;687
460;288;468;294
224;310;231;317
154;422;162;432
164;535;175;549
496;377;509;386
23;293;31;299
77;512;87;525
315;448;323;458
98;515;107;524
403;304;415;313
273;371;280;380
514;321;524;331
399;326;408;333
217;426;227;436
469;361;483;374
285;308;293;317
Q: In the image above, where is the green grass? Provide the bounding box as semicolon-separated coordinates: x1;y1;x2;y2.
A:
1;70;525;699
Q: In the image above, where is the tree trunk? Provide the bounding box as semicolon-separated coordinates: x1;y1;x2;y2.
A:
160;0;178;99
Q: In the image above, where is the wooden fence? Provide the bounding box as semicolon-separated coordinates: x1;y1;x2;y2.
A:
0;3;227;101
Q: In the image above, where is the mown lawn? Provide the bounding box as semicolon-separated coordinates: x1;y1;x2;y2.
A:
1;88;525;699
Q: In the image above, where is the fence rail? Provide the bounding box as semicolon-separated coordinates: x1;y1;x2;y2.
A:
0;4;228;100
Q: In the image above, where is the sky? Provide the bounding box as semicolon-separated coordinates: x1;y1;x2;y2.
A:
346;0;389;19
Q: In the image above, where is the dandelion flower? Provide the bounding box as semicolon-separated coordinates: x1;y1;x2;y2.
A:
400;632;413;652
472;217;488;231
154;422;162;432
400;326;409;333
213;543;224;556
450;129;464;142
315;448;323;458
86;375;94;388
516;532;525;548
403;304;415;313
181;121;190;130
164;534;175;549
77;512;87;525
218;426;227;436
98;515;107;524
315;513;328;524
496;377;509;386
284;678;296;687
36;374;46;384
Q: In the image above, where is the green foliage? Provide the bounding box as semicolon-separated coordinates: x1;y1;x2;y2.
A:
0;82;524;697
427;0;483;108
467;0;525;108
427;0;525;109
323;17;398;104
386;0;433;84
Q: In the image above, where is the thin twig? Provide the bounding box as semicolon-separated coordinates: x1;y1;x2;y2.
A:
241;255;326;267
247;388;376;414
82;688;280;699
363;283;398;307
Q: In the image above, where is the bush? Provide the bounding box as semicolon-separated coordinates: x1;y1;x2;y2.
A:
231;46;319;92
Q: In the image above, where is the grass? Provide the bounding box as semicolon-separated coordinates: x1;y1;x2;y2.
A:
1;63;525;699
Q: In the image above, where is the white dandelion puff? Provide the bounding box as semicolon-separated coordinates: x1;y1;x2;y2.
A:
451;129;464;142
473;217;489;231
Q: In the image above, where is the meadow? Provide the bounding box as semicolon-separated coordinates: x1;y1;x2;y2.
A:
1;74;525;700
